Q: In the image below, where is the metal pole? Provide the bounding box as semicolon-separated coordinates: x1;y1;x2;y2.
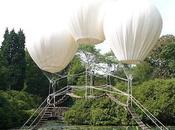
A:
52;80;56;107
47;80;52;105
85;66;88;98
92;71;94;95
127;76;130;106
128;74;133;107
90;70;93;96
122;64;131;107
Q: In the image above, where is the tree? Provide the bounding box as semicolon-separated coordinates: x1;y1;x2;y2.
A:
134;79;175;125
68;55;85;85
147;42;175;79
0;90;41;129
1;29;26;90
17;29;26;89
0;49;9;90
78;44;101;68
132;62;153;85
25;51;49;97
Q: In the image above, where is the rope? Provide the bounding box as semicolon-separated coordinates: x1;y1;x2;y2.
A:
20;98;47;129
131;96;168;130
107;93;127;107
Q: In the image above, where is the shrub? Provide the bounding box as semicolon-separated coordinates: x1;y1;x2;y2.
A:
0;90;41;129
133;79;175;125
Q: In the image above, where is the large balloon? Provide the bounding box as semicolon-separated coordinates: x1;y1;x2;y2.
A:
104;0;163;64
26;29;78;73
68;0;114;45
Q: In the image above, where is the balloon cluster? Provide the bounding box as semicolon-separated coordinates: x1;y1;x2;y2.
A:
27;0;162;73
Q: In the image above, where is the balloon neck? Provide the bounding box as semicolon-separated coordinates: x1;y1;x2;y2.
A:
76;37;104;45
120;60;141;64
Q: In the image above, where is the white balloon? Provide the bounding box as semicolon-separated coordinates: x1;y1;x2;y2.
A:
104;0;163;64
68;0;114;45
26;28;78;73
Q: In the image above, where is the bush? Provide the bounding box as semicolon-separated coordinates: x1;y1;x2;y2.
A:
64;97;129;126
0;90;41;129
65;79;175;126
133;79;175;125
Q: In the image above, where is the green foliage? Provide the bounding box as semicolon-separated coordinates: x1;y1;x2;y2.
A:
25;51;49;97
68;55;85;85
146;35;175;79
0;90;40;129
1;28;26;90
64;99;92;125
101;51;118;65
133;79;175;125
132;62;153;84
1;30;175;128
65;78;175;126
0;50;9;90
64;97;129;126
78;44;101;66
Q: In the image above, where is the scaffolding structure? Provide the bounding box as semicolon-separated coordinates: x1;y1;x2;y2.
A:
21;64;168;130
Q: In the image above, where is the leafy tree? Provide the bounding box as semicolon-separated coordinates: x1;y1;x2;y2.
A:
68;55;85;85
1;29;26;90
64;97;130;126
25;51;49;97
78;44;101;69
132;62;153;84
0;49;9;90
0;90;40;129
147;42;175;78
133;79;175;125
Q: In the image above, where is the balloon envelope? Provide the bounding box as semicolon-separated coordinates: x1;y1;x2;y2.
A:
104;0;163;64
27;29;78;73
68;0;114;45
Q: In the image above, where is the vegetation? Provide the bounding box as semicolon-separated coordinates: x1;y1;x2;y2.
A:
64;98;129;126
64;79;175;126
134;79;175;125
0;90;40;129
64;36;175;126
1;29;26;90
0;27;175;129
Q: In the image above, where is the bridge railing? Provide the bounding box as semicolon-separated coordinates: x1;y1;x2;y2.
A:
130;95;169;130
20;86;71;129
20;97;48;129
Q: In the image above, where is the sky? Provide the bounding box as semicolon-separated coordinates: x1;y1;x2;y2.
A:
0;0;174;53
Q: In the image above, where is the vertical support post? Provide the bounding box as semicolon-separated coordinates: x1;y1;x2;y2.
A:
92;71;94;95
123;64;133;107
128;74;133;107
85;66;88;99
52;80;56;107
49;80;51;95
127;76;130;106
106;65;109;86
47;80;52;105
109;74;112;90
90;70;94;96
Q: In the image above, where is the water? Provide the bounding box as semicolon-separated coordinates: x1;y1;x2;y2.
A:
38;121;175;130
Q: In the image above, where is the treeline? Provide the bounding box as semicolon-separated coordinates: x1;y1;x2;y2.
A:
0;28;49;97
0;29;50;129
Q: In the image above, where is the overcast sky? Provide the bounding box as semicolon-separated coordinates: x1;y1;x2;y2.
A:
0;0;174;53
